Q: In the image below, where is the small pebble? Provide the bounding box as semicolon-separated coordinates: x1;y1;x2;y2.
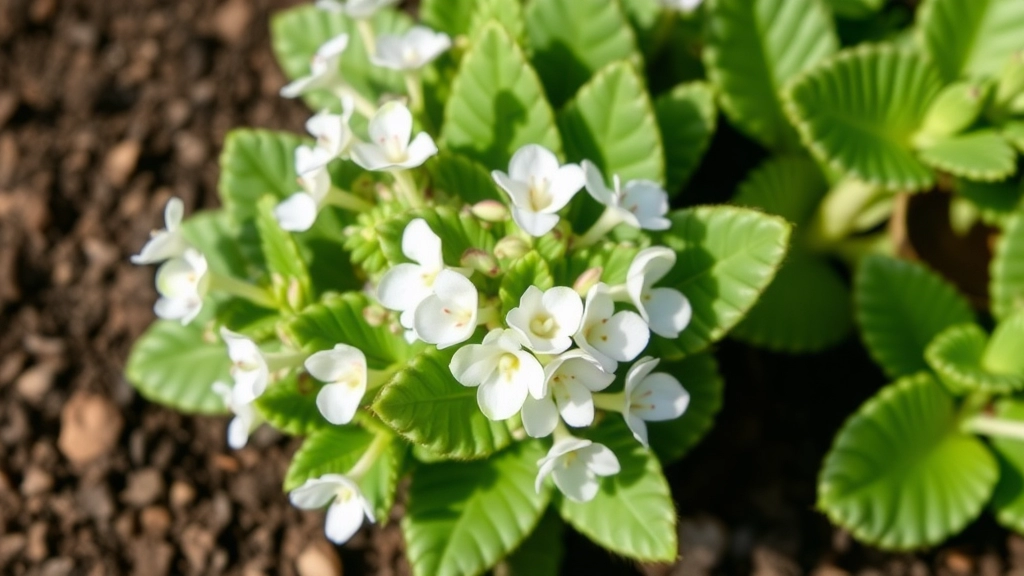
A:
296;540;343;576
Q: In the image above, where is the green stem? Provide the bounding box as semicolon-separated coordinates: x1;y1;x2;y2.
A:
392;170;425;207
264;350;308;372
325;187;373;212
552;420;573;442
828;231;893;268
604;283;631;303
356;19;377;57
963;414;1024;441
574;207;623;249
592;392;626;413
405;72;424;114
476;305;498;326
804;180;888;252
335;86;376;119
367;363;402;393
208;272;276;309
348;432;392;481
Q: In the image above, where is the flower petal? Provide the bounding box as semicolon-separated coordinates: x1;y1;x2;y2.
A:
581;443;621;476
627;246;676;299
625;412;650;447
622;180;670;231
350;142;395;171
582;160;615;206
552;462;599;502
324;497;366;544
644;287;692;338
274;192;319;232
164;197;184;229
521;394;559;438
599;310;650;362
369;102;413;154
511;207;560;237
402;218;443;270
544;163;585;212
491;170;532;208
631;372;690;422
553;378;594;428
625;356;660;396
398;132;439;168
542;287;584;337
290;477;341;509
377;263;433;312
477;371;529;421
316;381;366;425
227;415;251;449
508;144;559;182
449;343;502;387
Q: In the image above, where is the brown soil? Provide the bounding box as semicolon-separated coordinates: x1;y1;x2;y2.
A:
0;1;1019;575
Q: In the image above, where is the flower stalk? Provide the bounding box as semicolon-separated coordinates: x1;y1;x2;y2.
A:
208;272;277;309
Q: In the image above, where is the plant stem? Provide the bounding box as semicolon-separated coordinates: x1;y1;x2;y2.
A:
804;180;888;252
392;170;425;207
405;72;424;114
208;272;277;309
356;19;377;57
574;207;623;249
367;363;402;392
604;283;631;303
335;86;376;119
592;392;626;413
348;432;392;480
264;350;308;372
476;305;498;326
964;414;1024;441
325;187;373;212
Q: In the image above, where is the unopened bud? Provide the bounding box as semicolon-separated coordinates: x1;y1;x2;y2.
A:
461;248;500;277
917;81;988;142
470;200;509;222
494;236;529;259
286;277;304;310
997;51;1024;107
573;267;603;296
362;303;387;327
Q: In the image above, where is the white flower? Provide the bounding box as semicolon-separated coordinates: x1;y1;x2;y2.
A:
450;329;545;421
220;327;270;405
316;0;399;19
573;283;649;373
274;145;334;232
371;26;452;71
414;269;479;349
306;96;356;159
132;197;189;265
491;144;585;236
290;474;375;544
659;0;703;12
626;247;692;339
506;286;583;354
154;249;209;325
582;161;670;231
521;351;615;437
280;33;350;98
535;437;620;502
351;102;438;171
306;345;368;425
624;357;691;447
377;218;444;330
212;381;259;449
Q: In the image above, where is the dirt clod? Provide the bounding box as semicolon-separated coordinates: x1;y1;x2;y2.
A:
297;540;344;576
58;392;123;465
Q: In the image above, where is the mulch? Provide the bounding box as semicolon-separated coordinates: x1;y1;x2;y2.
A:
0;1;1020;574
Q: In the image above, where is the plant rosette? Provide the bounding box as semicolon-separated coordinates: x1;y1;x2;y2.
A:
125;0;793;573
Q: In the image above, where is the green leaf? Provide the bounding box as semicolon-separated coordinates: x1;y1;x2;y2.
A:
376;206;498;268
558;240;644;288
287;292;412;370
467;0;525;41
524;0;640;107
500;251;554;319
442;23;561;171
403;441;551;576
342;201;406;277
557;419;677;562
827;0;886;19
731;250;852;353
704;0;839;150
855;255;975;379
956;177;1024;227
558;61;665;185
180;210;258;279
420;0;476;36
1005;121;1024;153
818;373;998;550
647;352;725;463
785;47;944;191
428;152;502;204
620;0;666;59
917;130;1018;182
218;130;303;222
918;0;1024;82
270;5;410;110
652;206;792;358
254;373;326;435
732;156;828;225
502;509;564;576
988;398;1024;533
255;196;311;302
654;81;717;194
990;211;1024;320
983;310;1024;376
283;427;403;521
373;348;514;459
126;311;229;415
925;323;1024;394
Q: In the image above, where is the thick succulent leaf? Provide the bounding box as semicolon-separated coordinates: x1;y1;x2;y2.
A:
270;5;410;111
647;352;725;463
654;81;717;194
956;177;1024;227
827;0;886;19
917;130;1018;182
704;0;839;150
441;23;561;171
373;348;513;460
557;419;677;562
785;47;944;191
502;509;564;576
818;373;998;550
732;155;828;226
731;250;852;353
855;256;974;379
286;292;412;370
558;61;665;184
925;323;1024;395
283;427;403;521
523;0;640;107
991;212;1024;320
428;153;502;204
989;398;1024;533
254;374;326;436
500;251;555;319
652;206;792;358
376;206;498;269
917;0;1024;82
403;441;550;576
125;308;228;415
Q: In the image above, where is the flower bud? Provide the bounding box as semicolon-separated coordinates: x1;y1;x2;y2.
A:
573;267;603;296
997;51;1024;107
494;236;529;260
470;200;509;222
461;248;500;277
362;303;387;327
918;81;988;141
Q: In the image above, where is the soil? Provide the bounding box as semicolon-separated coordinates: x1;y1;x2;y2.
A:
0;1;1017;575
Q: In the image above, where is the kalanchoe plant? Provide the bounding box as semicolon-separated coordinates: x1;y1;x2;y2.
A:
817;212;1024;550
124;0;796;572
